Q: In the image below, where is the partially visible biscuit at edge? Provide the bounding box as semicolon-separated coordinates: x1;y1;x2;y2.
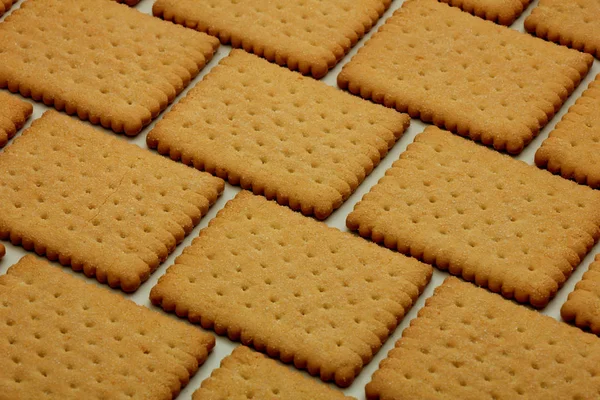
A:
439;0;533;26
0;91;33;148
562;254;600;334
152;0;392;79
0;111;224;292
0;255;215;399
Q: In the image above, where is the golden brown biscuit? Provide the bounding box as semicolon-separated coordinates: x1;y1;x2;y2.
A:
338;0;593;154
0;91;32;147
151;191;432;387
366;277;600;400
193;347;354;400
0;0;219;135
536;74;600;188
0;111;224;292
347;126;600;308
0;0;16;17
152;0;391;79
440;0;532;25
0;255;215;400
562;254;600;334
148;50;409;220
525;0;600;59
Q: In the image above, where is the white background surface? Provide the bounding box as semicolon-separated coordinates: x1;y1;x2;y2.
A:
1;0;599;398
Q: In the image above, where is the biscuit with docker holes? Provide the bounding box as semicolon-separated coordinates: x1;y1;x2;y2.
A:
147;50;409;220
0;91;32;147
0;0;16;17
525;0;600;59
366;277;600;400
150;191;432;387
536;74;600;188
0;255;215;400
338;0;593;154
193;346;354;400
152;0;391;79
562;254;600;334
0;111;224;292
347;126;600;308
0;0;219;135
439;0;532;25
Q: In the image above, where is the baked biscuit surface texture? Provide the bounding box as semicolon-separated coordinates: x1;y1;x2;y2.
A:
151;191;432;387
0;91;33;147
440;0;532;25
193;346;354;400
338;0;593;154
0;0;16;17
0;0;219;135
152;0;391;78
536;74;600;188
0;255;215;400
525;0;600;59
347;126;600;308
562;254;600;334
0;111;224;292
366;277;600;400
148;50;410;220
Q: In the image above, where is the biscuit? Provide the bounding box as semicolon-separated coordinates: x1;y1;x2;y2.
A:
152;0;391;79
148;50;409;220
562;254;600;334
193;346;354;400
525;0;600;59
366;277;600;400
347;126;600;308
0;111;224;292
0;0;16;17
0;91;32;147
0;0;219;135
439;0;532;25
0;255;215;400
113;0;141;5
536;74;600;188
150;191;432;387
338;0;593;154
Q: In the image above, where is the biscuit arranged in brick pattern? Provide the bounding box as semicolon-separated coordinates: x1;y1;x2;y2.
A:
525;0;600;59
439;0;532;25
347;127;600;308
0;0;219;135
562;254;600;334
536;74;600;188
338;0;593;154
0;0;16;17
193;346;354;400
366;277;600;400
0;255;215;400
148;50;409;220
151;191;432;387
152;0;391;79
0;111;224;292
0;91;32;148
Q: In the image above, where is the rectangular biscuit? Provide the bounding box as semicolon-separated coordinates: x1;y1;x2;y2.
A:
338;0;593;154
439;0;532;25
562;254;600;334
0;91;32;147
347;126;600;308
366;277;600;400
525;0;600;59
0;255;215;400
535;74;600;188
148;50;409;220
193;346;354;400
0;0;16;17
0;111;224;292
152;0;391;79
150;191;432;387
0;0;219;135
